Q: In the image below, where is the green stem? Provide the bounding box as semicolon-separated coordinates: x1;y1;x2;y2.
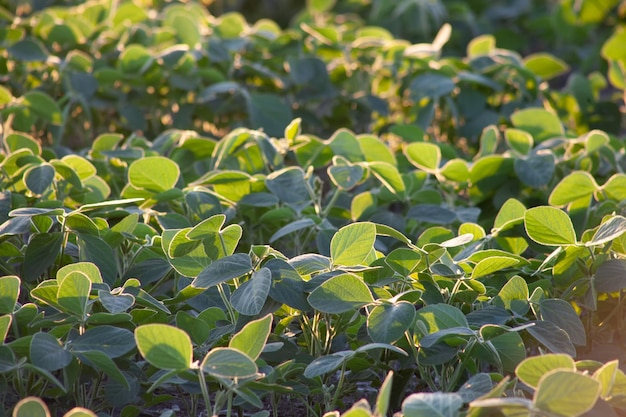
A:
198;369;213;417
330;361;347;412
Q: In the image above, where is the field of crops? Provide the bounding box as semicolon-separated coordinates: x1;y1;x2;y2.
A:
1;0;626;416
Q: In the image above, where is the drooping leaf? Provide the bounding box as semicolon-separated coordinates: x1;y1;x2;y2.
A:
23;232;63;282
594;259;626;293
303;351;353;378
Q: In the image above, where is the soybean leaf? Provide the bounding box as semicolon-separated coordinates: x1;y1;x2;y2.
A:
368;162;406;198
12;397;50;417
594;259;626;293
367;301;416;343
128;156;180;192
75;350;130;390
514;153;555;188
330;222;376;267
0;275;20;314
511;108;564;142
586;216;626;247
471;257;521;279
192;253;252;288
135;324;192;370
525;206;577;246
69;326;135;358
30;332;73;371
23;232;63;282
549;171;598;206
376;371;394;417
230;268;272;316
516;354;576;389
533;370;600;417
415;304;469;332
269;218;317;243
303;351;353;378
201;347;258;379
524;53;569;80
230;314;272;360
539;299;586;346
402;392;463;417
525;321;576;356
57;271;91;318
307;273;373;314
77;234;117;286
24;163;55;195
404;142;441;173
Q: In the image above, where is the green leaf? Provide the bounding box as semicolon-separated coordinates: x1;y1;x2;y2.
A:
265;167;310;206
307;0;336;13
23;91;62;125
328;162;364;190
440;159;469;182
307;273;374;314
269;218;317;243
0;315;11;343
493;198;526;232
230;314;272;360
12;397;50;417
514;154;555;188
415;304;469;332
367;301;416;343
593;360;619;399
77;234;117;286
0;275;20;314
57;271;91;318
495;275;529;316
539;299;586;346
601;29;626;61
516;353;576;389
586;216;626;247
57;262;103;284
404;142;441;173
488;331;527;373
118;44;152;73
8;38;49;62
24;163;55;195
30;332;73;371
533;370;600;417
74;350;129;390
23;232;63;282
510;108;564;142
192;253;252;288
504;129;533;156
304;351;353;378
98;290;134;314
594;259;626;293
410;73;456;100
6;132;41;155
246;92;293;138
63;407;98;417
330;222;376;267
201;347;258;379
402;392;463;417
368;162;406;198
70;325;135;358
61;155;97;180
549;171;598;206
524;53;569;80
128;156;180;192
524;206;577;246
376;371;394;417
385;248;421;276
467;34;495;57
230;268;272;316
135;324;192;370
471;257;522;279
525;321;576;356
601;174;626;201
